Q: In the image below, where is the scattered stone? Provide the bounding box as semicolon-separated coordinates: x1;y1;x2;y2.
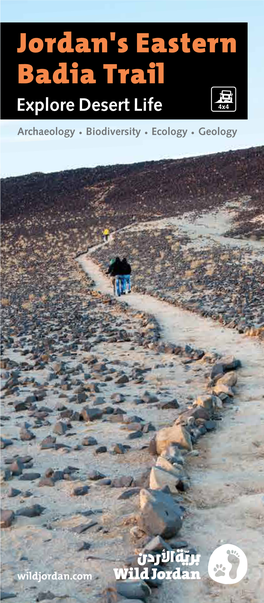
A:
98;478;112;486
8;488;22;498
0;509;15;528
0;437;13;449
53;421;68;435
13;401;27;412
112;476;133;488
36;591;56;601
40;436;56;449
123;415;143;424
115;374;129;384
19;473;41;481
148;438;157;456
159;399;179;410
95;446;107;454
118;488;140;500
88;470;106;481
10;460;24;476
77;541;91;551
204;420;216;431
116;580;151;600
71;520;98;534
92;396;106;406
142;391;159;404
16;504;45;518
169;538;189;549
82;436;98;446
142;423;156;434
81;407;103;422
143;535;173;553
127;431;143;440
72;485;89;496
20;427;35;441
38;477;55;487
113;443;127;454
111;393;125;403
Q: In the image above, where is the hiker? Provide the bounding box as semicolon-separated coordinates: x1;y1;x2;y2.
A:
106;257;122;295
103;228;110;242
121;258;131;294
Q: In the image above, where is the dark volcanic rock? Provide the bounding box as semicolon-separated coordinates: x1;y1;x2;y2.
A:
19;473;41;481
81;407;103;422
82;436;98;446
16;504;45;518
72;485;89;496
20;427;35;441
0;437;13;449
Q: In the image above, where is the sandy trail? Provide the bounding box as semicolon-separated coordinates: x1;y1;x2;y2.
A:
79;252;264;603
89;200;263;258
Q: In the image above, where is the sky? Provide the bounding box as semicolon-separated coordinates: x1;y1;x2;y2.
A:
1;0;263;178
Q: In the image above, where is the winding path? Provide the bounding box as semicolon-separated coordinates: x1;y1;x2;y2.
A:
78;251;264;603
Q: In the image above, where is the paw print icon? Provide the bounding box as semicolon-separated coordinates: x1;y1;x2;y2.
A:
208;544;247;584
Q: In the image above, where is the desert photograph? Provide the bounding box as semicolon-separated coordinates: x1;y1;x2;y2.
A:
1;144;264;603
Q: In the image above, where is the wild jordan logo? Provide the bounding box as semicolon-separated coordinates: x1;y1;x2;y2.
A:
208;544;247;584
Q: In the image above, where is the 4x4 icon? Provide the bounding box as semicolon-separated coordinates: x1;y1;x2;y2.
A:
211;87;237;112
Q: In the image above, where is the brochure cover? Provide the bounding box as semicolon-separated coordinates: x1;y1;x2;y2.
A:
0;2;263;603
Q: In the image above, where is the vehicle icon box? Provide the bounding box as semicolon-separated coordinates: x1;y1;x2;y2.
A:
211;87;237;112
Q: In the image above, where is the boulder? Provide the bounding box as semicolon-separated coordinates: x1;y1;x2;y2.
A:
221;356;241;371
160;445;184;466
213;382;234;397
210;363;224;379
138;488;183;538
155;424;192;455
194;395;214;410
149;466;181;493
217;371;238;387
156;456;183;474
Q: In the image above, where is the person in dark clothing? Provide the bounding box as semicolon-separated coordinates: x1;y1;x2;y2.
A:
106;257;123;295
121;258;132;294
106;257;122;276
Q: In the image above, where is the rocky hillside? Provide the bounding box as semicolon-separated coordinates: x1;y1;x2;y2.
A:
2;146;264;240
